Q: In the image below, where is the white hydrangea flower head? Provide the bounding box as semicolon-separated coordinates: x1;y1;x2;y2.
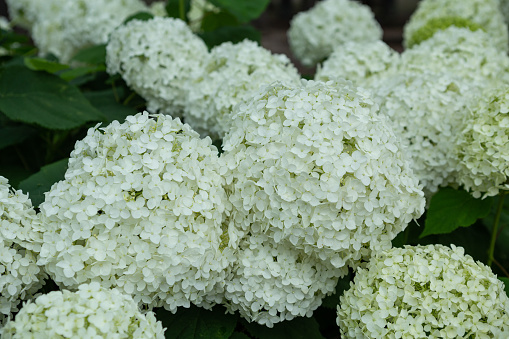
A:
5;0;45;29
0;176;46;326
403;0;509;51
31;0;148;63
37;112;236;312
2;282;165;338
223;230;343;328
370;71;479;196
315;40;399;87
399;26;509;86
337;244;509;338
454;85;509;198
221;79;425;270
184;40;301;139
287;0;382;67
149;1;168;17
106;17;209;118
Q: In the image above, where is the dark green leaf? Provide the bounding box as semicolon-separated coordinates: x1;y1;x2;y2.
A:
166;0;192;21
24;57;69;73
0;164;32;189
500;277;509;297
0;125;37;150
59;65;106;82
200;11;239;31
84;89;138;124
199;25;261;49
242;316;324;339
0;66;106;130
321;273;352;309
156;305;237;339
18;158;68;207
208;0;270;23
70;44;107;65
123;11;155;24
421;187;494;238
228;333;250;339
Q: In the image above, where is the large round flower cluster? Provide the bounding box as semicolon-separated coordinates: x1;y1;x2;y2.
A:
184;40;301;139
337;244;509;338
106;17;209;118
403;0;508;51
454;85;509;198
287;0;382;67
314;40;399;87
399;26;509;85
0;176;46;326
2;282;165;338
37;112;235;312
221;79;425;271
223;230;343;327
20;0;147;63
370;71;477;195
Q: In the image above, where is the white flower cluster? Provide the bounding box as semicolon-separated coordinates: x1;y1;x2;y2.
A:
106;17;209;118
9;0;148;63
287;0;382;67
370;71;478;196
403;0;509;51
2;282;165;338
315;40;399;87
222;79;425;272
0;176;46;326
223;230;342;327
37;112;235;312
399;26;509;85
337;244;509;338
454;85;509;198
184;40;301;139
5;0;42;29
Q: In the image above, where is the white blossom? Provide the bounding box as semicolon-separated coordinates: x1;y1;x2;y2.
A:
337;244;509;338
221;79;425;271
2;282;165;338
37;112;236;312
403;0;508;51
184;40;301;139
454;85;509;198
0;176;46;327
106;17;209;118
287;0;382;67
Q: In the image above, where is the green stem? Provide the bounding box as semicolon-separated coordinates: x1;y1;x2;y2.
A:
123;91;136;106
179;0;186;21
487;191;506;267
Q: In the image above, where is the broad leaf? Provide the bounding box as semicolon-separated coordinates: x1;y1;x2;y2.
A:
84;89;138;124
199;25;261;49
242;316;324;339
71;44;107;65
24;57;69;73
500;277;509;297
208;0;270;23
421;187;494;238
0;125;37;150
200;11;239;31
156;305;237;339
0;66;106;130
228;333;250;339
18;158;68;207
166;0;192;21
59;65;106;82
123;11;155;24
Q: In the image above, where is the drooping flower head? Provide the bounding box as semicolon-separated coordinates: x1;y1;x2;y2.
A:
288;0;382;67
337;244;509;338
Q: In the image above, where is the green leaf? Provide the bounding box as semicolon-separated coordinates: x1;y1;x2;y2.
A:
24;57;69;73
84;89;138;124
321;273;352;309
208;0;270;23
59;65;106;82
166;0;192;21
123;11;155;24
421;187;494;238
70;44;107;65
500;277;509;297
200;11;239;31
0;164;32;189
156;305;237;339
18;158;68;207
199;25;261;49
0;65;106;130
242;316;324;339
228;333;250;339
0;125;37;150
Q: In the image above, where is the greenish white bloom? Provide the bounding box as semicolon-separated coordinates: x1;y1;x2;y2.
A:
2;282;165;338
288;0;382;67
184;40;301;139
454;86;509;198
106;17;209;118
337;244;509;338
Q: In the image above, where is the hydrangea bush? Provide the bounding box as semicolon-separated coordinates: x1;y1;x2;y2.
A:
2;282;165;338
337;244;509;338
